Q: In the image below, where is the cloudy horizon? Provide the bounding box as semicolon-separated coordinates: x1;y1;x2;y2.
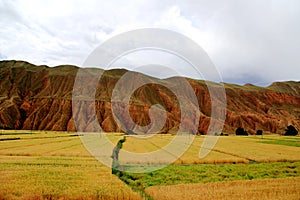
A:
0;0;299;86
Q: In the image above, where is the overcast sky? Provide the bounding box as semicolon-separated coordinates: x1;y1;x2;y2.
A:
0;0;299;85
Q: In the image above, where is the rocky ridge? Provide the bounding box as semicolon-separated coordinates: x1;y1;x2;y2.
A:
0;60;299;135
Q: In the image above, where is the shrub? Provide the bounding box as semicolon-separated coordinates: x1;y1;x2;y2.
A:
284;125;298;136
256;130;263;135
236;127;248;136
214;133;228;136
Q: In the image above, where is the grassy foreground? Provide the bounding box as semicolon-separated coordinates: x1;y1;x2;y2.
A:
0;131;299;199
0;156;142;200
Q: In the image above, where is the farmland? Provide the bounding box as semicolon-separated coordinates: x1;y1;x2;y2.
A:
146;177;300;200
0;156;142;199
0;131;142;199
0;131;299;199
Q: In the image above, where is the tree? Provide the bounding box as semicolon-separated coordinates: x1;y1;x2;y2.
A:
236;127;248;136
284;125;298;136
256;130;263;135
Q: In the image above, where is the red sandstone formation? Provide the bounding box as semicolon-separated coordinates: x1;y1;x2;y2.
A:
0;60;299;134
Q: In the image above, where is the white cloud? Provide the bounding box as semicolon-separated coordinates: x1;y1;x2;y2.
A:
0;0;299;85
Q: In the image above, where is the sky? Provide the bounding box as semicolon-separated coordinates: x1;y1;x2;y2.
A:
0;0;299;85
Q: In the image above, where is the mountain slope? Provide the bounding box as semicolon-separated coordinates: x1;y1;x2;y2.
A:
0;60;299;134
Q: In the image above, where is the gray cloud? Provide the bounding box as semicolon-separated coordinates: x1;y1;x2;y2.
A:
0;0;299;85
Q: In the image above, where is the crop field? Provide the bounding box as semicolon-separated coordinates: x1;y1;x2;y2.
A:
0;131;143;199
0;131;299;199
0;156;142;199
145;177;300;200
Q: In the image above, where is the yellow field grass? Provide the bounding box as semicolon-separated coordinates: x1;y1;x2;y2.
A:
145;177;300;200
213;136;300;162
0;134;91;157
119;134;300;164
0;131;144;199
0;156;142;200
1;132;299;164
0;131;299;199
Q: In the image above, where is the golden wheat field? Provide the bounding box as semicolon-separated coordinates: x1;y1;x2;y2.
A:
0;155;142;200
1;131;299;164
145;177;300;200
0;130;299;199
0;131;142;199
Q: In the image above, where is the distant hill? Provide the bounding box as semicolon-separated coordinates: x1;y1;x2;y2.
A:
0;60;299;134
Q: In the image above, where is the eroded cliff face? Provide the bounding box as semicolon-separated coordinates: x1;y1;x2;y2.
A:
0;60;299;134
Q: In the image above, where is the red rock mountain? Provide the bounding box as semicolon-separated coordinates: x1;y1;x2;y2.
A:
0;60;299;134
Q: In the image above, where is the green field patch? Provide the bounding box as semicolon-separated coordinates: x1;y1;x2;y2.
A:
119;162;300;191
251;136;300;147
258;137;300;147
